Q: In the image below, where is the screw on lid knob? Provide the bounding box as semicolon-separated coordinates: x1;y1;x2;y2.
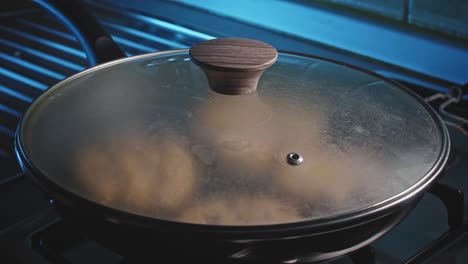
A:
189;38;278;95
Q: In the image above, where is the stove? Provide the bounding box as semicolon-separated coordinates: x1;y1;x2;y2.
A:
1;1;468;263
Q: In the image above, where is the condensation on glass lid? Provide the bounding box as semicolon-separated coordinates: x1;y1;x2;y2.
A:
72;127;386;225
20;51;444;226
68;83;433;225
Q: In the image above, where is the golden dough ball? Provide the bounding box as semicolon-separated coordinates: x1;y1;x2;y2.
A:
178;197;301;225
112;140;160;214
74;145;123;205
74;135;198;217
151;140;197;211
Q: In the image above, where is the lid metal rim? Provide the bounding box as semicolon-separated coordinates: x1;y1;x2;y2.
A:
15;49;451;238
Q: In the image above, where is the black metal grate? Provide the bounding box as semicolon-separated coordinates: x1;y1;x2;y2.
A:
0;2;213;180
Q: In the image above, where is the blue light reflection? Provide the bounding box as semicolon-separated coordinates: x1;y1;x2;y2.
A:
101;21;187;49
0;67;48;90
0;25;86;58
0;84;33;103
0;52;65;80
0;125;17;137
0;38;84;71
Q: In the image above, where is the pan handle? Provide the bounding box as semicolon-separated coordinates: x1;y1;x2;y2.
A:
33;0;126;66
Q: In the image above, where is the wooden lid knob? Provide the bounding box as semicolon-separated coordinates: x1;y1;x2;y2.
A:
189;38;278;95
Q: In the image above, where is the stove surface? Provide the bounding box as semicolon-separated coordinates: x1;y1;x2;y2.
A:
1;1;468;264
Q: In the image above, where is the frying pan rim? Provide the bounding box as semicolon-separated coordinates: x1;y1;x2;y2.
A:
14;49;450;239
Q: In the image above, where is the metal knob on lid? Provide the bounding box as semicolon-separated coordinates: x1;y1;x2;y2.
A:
287;152;304;166
189;38;278;95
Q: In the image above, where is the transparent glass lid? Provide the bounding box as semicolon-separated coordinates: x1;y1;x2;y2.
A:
21;48;446;226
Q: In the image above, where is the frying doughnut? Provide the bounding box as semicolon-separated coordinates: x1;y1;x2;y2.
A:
178;196;301;225
74;135;198;217
74;144;122;204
